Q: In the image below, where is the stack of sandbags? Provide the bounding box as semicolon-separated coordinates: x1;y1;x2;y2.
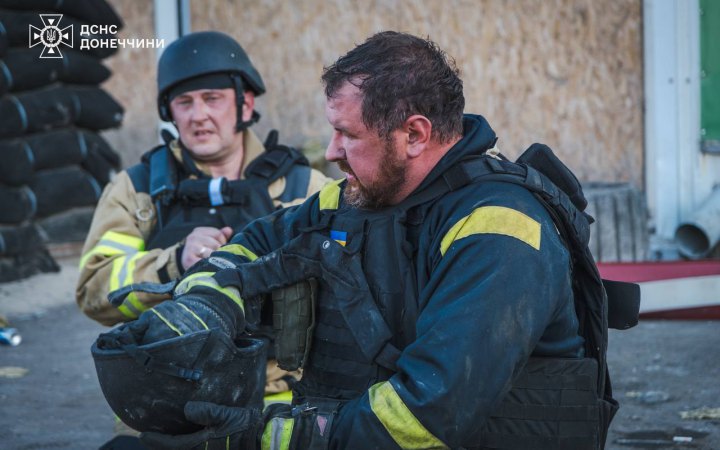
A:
0;0;124;282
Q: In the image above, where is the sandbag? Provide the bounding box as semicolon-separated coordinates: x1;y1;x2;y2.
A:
0;223;46;255
0;20;6;56
0;166;102;223
0;247;59;283
0;129;120;185
0;86;124;138
36;206;94;243
30;166;102;218
0;184;36;223
81;139;120;185
0;10;118;59
0;48;111;95
0;0;123;28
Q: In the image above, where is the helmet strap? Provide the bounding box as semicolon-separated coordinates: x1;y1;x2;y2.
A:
231;73;260;132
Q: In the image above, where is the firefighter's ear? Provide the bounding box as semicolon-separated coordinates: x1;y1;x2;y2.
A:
403;115;431;158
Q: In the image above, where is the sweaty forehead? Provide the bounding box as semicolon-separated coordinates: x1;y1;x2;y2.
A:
326;84;363;119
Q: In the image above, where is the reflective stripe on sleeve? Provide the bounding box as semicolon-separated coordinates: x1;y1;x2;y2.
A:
79;230;145;269
174;272;244;312
111;252;149;319
440;205;541;256
369;381;448;449
319;179;344;210
220;244;259;262
261;416;294;450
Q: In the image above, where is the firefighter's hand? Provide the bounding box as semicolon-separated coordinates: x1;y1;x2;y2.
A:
103;293;240;348
140;401;263;450
181;226;234;270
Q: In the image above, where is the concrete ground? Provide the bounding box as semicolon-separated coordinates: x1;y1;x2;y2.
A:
0;255;719;449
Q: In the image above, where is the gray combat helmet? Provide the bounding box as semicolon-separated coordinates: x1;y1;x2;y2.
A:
156;31;266;129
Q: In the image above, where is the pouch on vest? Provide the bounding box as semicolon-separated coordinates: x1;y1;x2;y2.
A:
272;279;317;371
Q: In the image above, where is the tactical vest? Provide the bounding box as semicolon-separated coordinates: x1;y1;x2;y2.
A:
127;136;311;251
233;145;638;449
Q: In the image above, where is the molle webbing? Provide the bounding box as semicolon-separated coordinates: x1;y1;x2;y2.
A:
473;357;601;450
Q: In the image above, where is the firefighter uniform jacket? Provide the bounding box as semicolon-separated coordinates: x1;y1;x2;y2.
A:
174;115;590;449
76;129;331;327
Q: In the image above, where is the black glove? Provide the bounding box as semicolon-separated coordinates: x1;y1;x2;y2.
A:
96;294;246;359
137;294;244;345
140;401;263;450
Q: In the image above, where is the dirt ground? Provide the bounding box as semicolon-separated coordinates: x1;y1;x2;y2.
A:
1;255;719;450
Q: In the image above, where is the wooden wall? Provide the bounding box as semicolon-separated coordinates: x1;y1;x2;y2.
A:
102;0;157;165
103;0;644;187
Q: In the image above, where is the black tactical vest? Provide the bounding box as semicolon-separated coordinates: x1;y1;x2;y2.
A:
127;138;311;251
247;147;637;449
294;206;420;400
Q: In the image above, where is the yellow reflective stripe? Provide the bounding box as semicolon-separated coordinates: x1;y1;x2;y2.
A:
221;244;259;261
81;230;149;318
226;435;230;450
103;230;145;250
261;416;294;450
440;205;541;256
151;309;182;336
80;245;121;269
110;257;126;317
116;292;146;320
319;178;344;210
109;252;149;319
116;303;136;319
175;272;244;312
178;303;208;330
369;381;448;450
264;390;293;406
80;231;145;268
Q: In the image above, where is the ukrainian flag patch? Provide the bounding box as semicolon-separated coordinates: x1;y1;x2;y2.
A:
330;230;347;246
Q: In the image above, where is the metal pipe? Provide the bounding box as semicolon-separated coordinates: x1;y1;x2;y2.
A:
675;187;720;258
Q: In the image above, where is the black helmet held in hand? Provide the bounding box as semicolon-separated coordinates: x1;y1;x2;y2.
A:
91;327;266;434
156;31;266;126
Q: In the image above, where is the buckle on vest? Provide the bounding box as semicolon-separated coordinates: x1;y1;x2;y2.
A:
291;403;318;417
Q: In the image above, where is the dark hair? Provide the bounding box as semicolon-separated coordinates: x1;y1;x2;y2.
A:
322;31;464;143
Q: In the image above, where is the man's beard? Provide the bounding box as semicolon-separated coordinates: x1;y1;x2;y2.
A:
339;140;407;209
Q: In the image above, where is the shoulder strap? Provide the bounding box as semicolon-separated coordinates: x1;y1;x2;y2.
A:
147;145;179;204
125;145;178;231
125;145;170;194
126;162;150;194
126;144;178;204
244;130;309;184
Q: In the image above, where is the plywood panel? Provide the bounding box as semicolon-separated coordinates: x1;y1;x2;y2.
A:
102;0;158;167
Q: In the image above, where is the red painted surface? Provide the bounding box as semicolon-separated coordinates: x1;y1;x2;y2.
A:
598;261;720;320
639;306;720;320
597;260;720;282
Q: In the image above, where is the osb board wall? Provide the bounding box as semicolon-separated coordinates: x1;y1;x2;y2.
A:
102;0;643;187
101;0;158;166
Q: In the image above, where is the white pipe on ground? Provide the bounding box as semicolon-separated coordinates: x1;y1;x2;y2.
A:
675;187;720;259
